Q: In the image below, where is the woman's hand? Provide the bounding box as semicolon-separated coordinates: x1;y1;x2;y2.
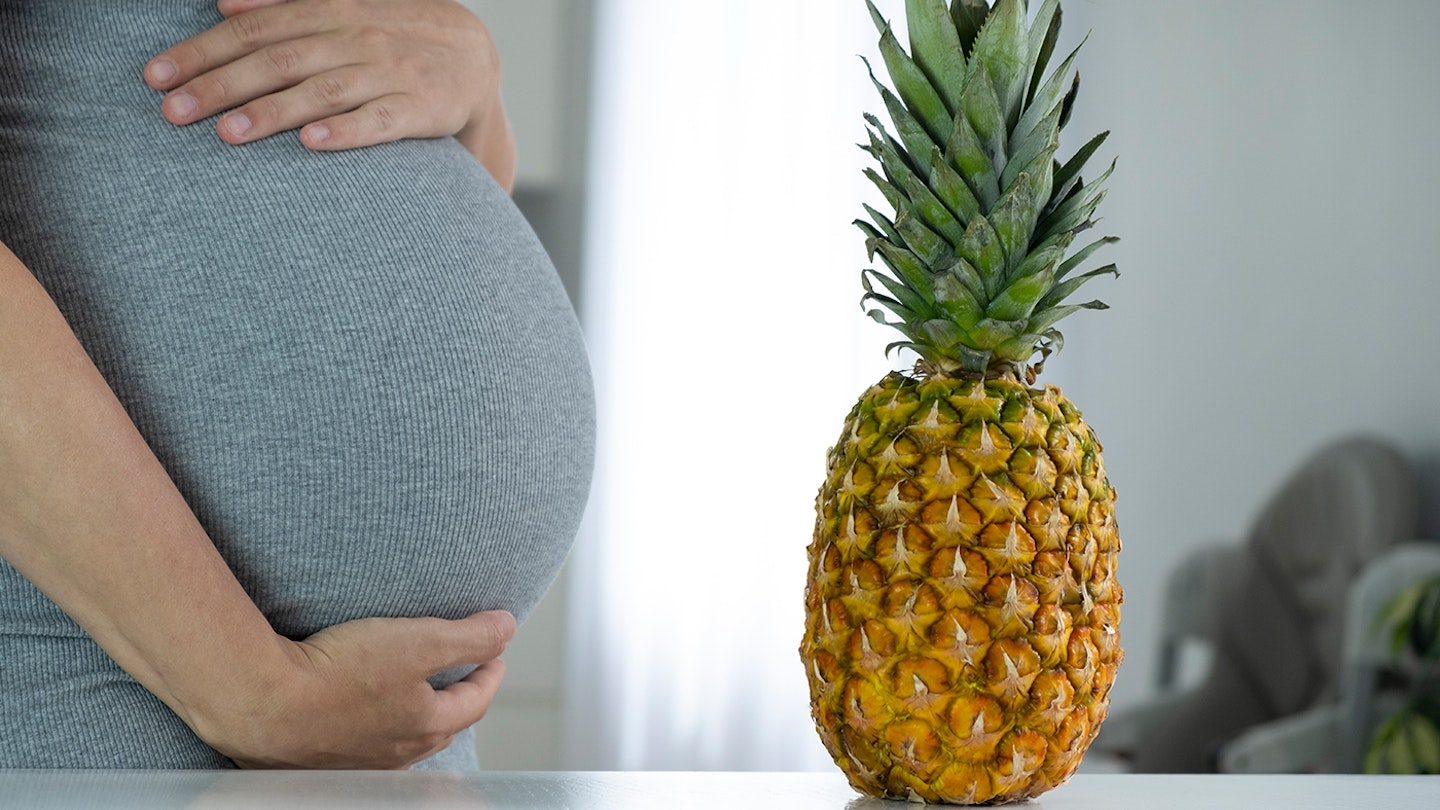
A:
144;0;516;191
197;610;516;769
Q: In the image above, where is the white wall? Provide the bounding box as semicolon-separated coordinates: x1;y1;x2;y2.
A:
459;0;1440;766
461;0;568;189
1050;0;1440;709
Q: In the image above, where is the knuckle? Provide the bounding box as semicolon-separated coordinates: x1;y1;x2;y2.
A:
369;102;397;134
227;12;269;47
356;25;391;51
253;94;284;125
263;43;303;78
169;41;207;74
310;75;350;107
321;0;360;15
191;73;233;109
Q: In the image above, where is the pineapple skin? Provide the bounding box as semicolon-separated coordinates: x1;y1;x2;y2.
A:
802;372;1121;804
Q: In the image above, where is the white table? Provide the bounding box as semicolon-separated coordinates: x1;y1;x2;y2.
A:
0;771;1434;809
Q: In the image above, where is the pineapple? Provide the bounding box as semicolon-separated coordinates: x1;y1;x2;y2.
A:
800;0;1121;803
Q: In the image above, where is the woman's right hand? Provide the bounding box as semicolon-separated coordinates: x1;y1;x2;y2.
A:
195;610;516;769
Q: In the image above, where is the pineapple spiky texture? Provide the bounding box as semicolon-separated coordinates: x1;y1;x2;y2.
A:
800;0;1121;804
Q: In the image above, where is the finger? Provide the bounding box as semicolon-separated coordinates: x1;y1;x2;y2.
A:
217;0;294;18
159;34;340;128
145;4;326;91
408;611;516;674
431;659;507;733
215;64;381;145
299;95;439;151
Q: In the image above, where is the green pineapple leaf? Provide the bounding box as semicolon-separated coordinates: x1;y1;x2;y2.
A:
855;0;1119;380
958;58;1009;174
864;168;905;214
1003;103;1062;192
859;205;905;251
928;145;982;226
864;114;926;184
935;253;988;302
967;0;1029;131
986;261;1060;322
967;316;1027;351
990;172;1040;274
1051;130;1109;212
950;0;992;54
956;215;1006;298
906;0;967;112
865;58;938;180
902;170;967;245
931;271;984;329
1037;159;1115;243
871;8;953;143
945;106;1001;210
1013;41;1083;157
895;210;950;265
1056;235;1121;281
1038;264;1119;312
1026;0;1063;100
863;268;934;320
1026;299;1108;335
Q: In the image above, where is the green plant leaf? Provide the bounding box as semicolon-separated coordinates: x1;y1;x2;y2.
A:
1410;715;1440;773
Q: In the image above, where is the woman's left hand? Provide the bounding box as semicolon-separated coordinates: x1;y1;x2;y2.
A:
144;0;516;190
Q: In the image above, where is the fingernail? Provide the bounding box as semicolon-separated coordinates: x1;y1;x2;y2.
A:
168;92;196;119
306;123;330;144
495;611;517;641
223;113;251;138
148;58;177;84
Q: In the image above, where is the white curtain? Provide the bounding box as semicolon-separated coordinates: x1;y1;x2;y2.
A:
563;0;908;771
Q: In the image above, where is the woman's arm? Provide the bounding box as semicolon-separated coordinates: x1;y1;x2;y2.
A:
0;240;513;768
144;0;518;192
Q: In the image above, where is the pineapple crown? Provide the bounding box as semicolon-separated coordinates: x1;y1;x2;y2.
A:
858;0;1117;381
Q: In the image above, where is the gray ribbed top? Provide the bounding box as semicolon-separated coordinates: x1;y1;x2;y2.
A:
0;1;595;768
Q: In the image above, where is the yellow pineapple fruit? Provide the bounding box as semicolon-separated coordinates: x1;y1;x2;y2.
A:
801;0;1121;803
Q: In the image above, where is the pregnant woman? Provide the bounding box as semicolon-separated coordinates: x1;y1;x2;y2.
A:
0;0;595;769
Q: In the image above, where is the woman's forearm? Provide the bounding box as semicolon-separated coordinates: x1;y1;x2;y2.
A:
0;239;290;733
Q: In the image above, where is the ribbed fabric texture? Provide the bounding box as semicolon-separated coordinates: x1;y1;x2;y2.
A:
0;1;595;768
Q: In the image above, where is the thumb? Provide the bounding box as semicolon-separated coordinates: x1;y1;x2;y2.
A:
410;611;517;675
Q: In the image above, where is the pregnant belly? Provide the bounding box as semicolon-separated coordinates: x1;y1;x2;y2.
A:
2;130;595;641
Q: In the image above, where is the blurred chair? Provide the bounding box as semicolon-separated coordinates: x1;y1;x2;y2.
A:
1219;541;1440;773
1092;436;1419;772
